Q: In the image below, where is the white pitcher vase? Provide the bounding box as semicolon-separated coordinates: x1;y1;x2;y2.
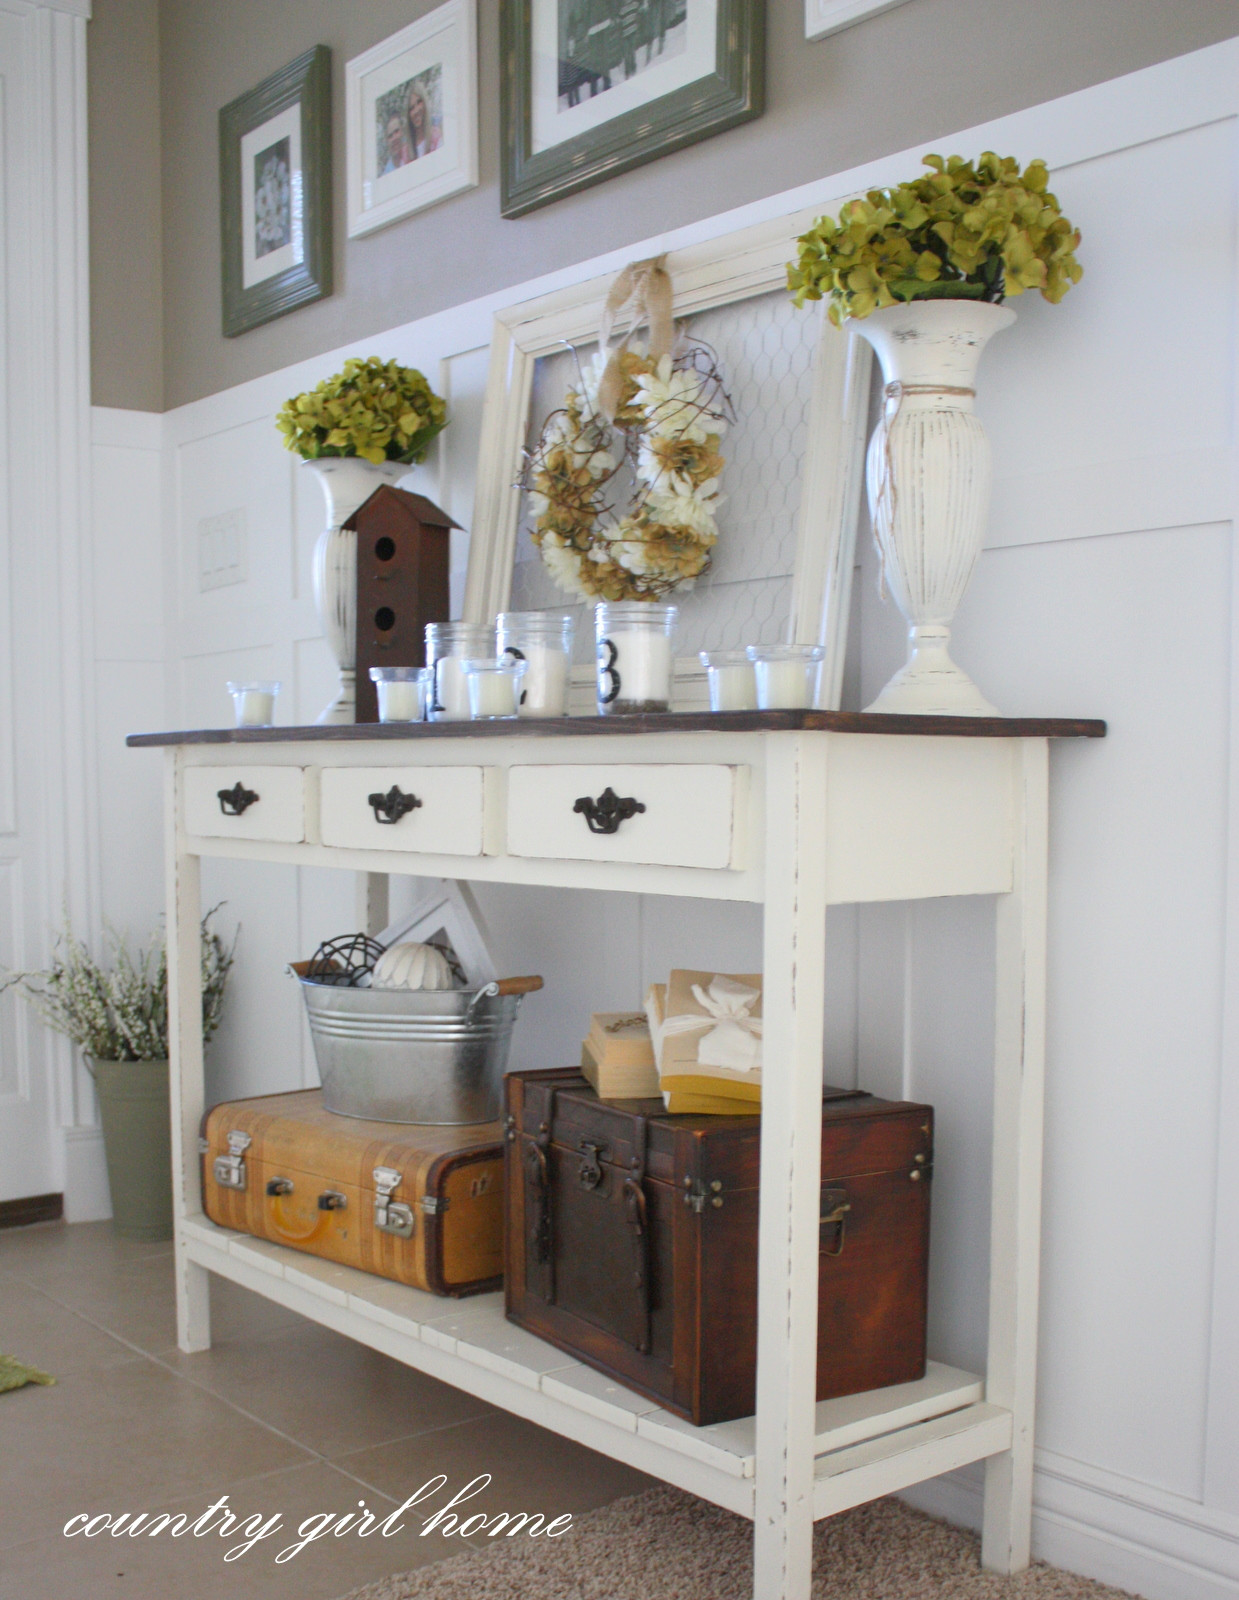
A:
305;457;408;724
854;299;1015;716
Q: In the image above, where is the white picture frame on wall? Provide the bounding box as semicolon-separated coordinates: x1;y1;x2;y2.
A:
805;0;912;42
345;0;478;239
463;208;874;711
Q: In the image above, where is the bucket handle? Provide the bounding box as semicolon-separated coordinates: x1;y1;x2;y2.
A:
466;975;544;1021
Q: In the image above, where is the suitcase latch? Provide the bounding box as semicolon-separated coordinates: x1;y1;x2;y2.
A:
372;1168;415;1238
577;1140;607;1191
212;1131;251;1191
683;1177;724;1213
820;1187;851;1256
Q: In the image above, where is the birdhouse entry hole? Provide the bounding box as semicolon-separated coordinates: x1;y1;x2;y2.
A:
375;607;396;632
374;536;396;562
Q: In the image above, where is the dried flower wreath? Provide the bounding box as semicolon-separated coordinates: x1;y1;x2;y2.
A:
520;258;732;603
522;342;731;603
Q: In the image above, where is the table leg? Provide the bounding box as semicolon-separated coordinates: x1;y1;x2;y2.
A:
165;749;210;1352
753;733;831;1600
981;739;1049;1571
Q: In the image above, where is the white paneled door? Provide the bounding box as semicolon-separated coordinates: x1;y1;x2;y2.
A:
0;0;93;1206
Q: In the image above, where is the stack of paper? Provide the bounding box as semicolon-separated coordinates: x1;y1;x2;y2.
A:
645;970;763;1114
580;1012;660;1100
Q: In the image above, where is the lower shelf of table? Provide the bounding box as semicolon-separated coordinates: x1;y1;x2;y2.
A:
180;1215;1013;1520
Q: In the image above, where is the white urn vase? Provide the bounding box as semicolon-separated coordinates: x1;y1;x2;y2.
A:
853;299;1015;716
305;457;408;724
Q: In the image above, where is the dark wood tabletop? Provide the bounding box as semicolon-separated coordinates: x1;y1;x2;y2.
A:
128;709;1106;747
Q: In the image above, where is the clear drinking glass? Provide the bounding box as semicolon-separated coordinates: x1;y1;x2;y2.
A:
424;622;495;721
594;602;678;715
497;611;576;717
699;650;757;713
226;680;281;728
464;657;527;720
746;644;825;710
369;666;427;723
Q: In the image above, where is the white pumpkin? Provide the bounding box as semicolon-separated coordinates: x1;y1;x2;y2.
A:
371;941;456;991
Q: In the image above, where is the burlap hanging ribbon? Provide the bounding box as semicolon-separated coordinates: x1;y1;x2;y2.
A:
594;255;674;422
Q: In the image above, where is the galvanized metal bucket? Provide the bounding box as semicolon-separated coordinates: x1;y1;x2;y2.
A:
293;973;542;1125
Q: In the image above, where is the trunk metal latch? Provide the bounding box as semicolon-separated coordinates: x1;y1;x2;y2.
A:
212;1130;251;1191
372;1167;415;1238
683;1177;724;1213
820;1187;851;1256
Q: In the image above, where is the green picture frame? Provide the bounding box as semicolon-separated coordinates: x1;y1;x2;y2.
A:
219;46;333;337
501;0;765;219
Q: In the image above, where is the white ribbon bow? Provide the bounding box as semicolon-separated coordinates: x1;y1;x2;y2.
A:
661;975;762;1073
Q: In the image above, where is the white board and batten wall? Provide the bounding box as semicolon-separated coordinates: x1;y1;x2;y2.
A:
90;39;1239;1600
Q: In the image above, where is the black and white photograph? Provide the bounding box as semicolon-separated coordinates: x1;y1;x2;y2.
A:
556;0;688;110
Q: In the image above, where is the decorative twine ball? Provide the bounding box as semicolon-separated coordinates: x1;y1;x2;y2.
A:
371;941;456;992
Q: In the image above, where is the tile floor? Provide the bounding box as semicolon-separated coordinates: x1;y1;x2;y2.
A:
0;1220;653;1599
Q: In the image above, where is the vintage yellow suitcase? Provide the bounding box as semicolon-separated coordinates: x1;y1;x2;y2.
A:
201;1089;503;1296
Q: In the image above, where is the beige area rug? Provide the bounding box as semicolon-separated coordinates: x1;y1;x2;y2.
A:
339;1487;1137;1600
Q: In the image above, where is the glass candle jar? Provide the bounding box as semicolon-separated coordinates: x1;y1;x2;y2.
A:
425;622;494;721
497;611;575;717
369;666;426;723
746;644;825;710
594;602;677;715
699;650;757;713
464;657;527;720
226;680;280;728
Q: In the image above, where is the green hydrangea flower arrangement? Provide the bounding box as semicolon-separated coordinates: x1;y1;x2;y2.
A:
788;152;1083;327
276;356;447;466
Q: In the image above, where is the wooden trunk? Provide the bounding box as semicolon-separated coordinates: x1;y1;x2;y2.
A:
202;1089;502;1295
505;1068;933;1425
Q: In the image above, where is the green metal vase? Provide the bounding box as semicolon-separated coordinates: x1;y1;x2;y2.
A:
91;1058;173;1242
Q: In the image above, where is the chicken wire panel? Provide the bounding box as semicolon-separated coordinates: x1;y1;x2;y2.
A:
507;290;822;662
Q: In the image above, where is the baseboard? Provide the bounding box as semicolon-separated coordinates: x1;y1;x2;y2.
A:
62;1125;112;1223
900;1452;1239;1600
0;1192;62;1229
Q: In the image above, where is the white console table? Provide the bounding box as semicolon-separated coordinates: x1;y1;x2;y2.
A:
129;708;1103;1600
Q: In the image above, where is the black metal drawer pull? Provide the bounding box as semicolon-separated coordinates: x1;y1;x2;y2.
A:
368;785;422;825
573;787;645;835
218;782;259;817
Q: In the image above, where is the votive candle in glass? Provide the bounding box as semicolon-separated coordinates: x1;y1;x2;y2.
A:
699;650;757;713
425;622;494;721
497;611;575;717
370;666;426;723
464;657;527;720
746;645;825;710
226;680;280;728
594;602;677;715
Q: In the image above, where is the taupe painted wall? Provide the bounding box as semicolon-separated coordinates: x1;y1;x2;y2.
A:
89;0;163;412
90;0;1239;411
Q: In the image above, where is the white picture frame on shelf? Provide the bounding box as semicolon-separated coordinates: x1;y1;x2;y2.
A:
805;0;912;41
345;0;478;240
463;207;873;711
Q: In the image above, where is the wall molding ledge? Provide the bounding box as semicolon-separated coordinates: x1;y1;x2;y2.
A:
91;405;164;452
903;1451;1239;1600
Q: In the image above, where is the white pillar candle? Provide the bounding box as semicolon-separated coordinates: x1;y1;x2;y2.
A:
601;631;673;709
433;655;473;720
377;679;421;722
708;662;757;712
515;642;570;717
233;688;275;726
468;668;519;718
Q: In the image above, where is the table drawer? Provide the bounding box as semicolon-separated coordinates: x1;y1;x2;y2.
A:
507;765;746;870
320;767;486;856
184;767;306;843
